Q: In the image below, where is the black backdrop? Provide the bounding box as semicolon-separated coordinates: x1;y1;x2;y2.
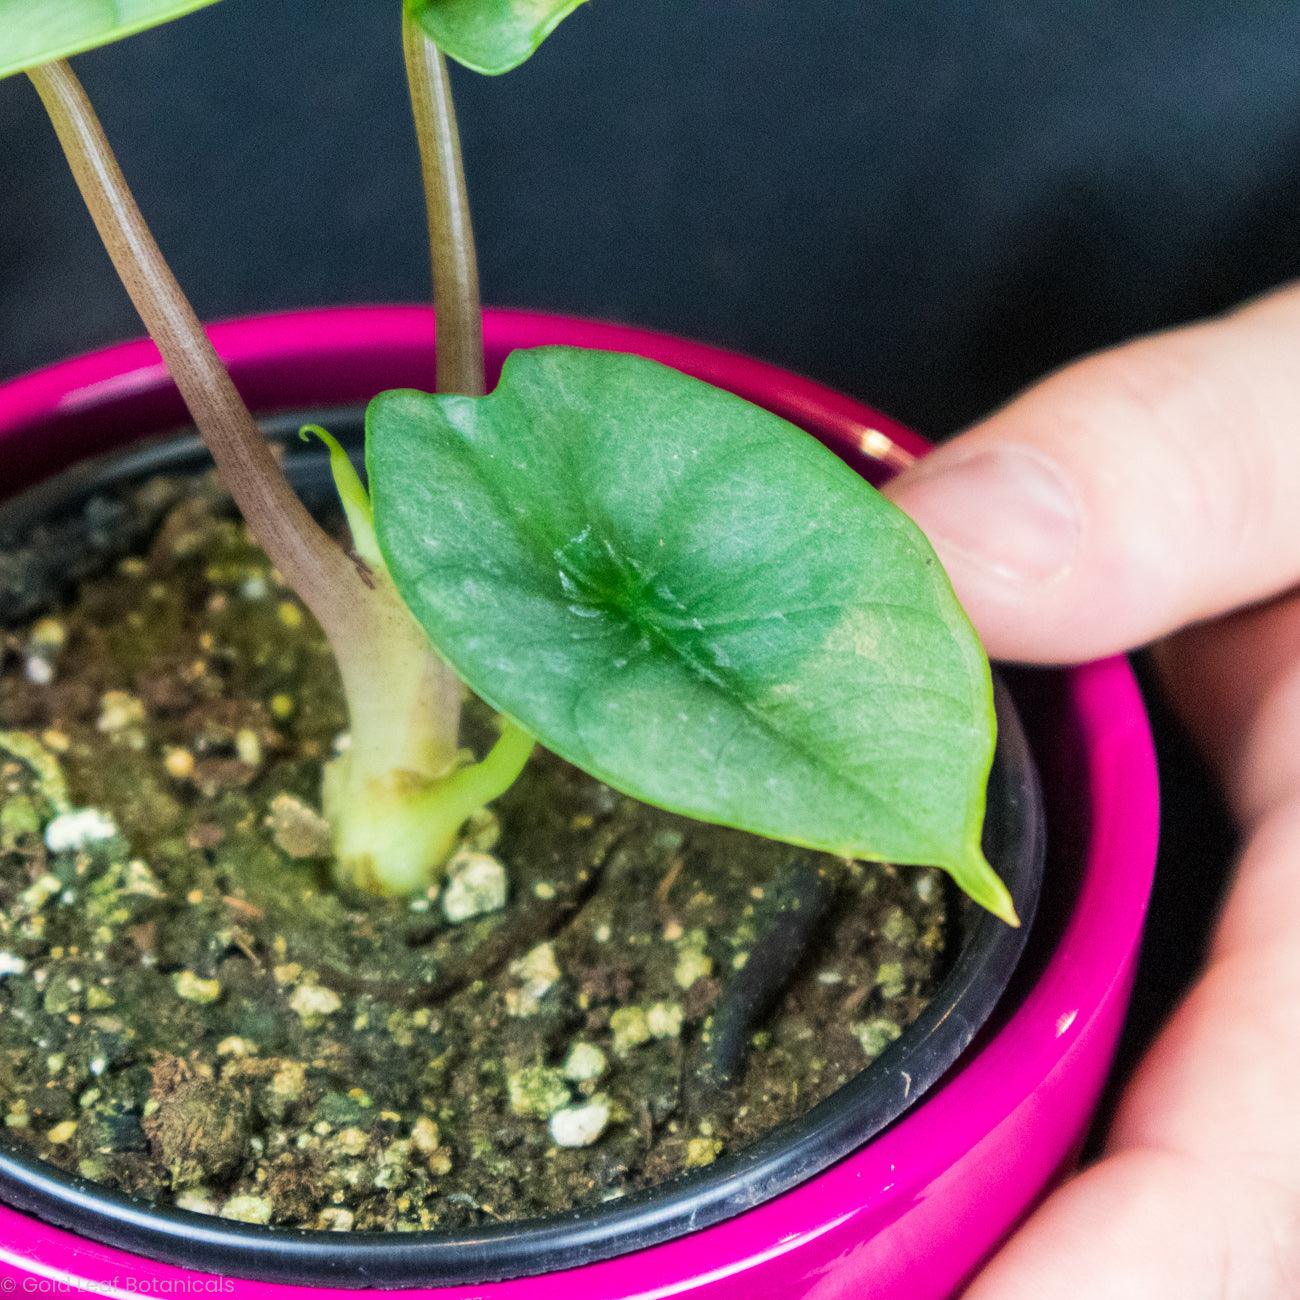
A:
2;0;1287;1111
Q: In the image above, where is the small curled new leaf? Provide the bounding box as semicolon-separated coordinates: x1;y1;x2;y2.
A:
300;425;382;571
0;0;221;81
406;0;588;75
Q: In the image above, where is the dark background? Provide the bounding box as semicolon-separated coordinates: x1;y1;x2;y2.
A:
2;0;1286;1105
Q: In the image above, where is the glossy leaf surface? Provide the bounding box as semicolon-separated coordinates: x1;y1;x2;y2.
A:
368;347;1012;919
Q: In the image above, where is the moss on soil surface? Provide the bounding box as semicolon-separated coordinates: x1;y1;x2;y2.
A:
0;470;948;1231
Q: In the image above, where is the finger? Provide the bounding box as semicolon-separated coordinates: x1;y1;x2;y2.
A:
1154;589;1300;827
1106;816;1300;1188
961;1148;1300;1300
967;797;1300;1300
886;280;1300;662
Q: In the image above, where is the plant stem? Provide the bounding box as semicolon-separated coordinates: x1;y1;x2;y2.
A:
26;59;366;649
402;11;485;397
28;58;471;888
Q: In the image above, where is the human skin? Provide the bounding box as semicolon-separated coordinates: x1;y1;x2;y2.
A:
887;280;1300;1298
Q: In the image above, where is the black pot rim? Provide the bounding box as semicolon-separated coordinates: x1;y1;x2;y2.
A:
0;423;1046;1288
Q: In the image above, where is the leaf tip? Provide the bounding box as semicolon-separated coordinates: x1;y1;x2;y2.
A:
992;892;1022;929
947;846;1020;928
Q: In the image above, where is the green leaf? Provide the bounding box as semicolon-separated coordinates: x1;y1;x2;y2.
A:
406;0;587;75
367;347;1015;922
0;0;221;81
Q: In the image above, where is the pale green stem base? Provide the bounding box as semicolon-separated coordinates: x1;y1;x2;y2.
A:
324;720;534;897
303;424;532;896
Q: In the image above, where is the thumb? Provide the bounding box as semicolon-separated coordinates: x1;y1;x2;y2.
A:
886;281;1300;663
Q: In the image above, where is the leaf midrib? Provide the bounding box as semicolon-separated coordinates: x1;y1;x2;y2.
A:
384;389;976;867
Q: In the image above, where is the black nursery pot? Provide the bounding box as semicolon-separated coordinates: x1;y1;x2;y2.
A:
0;419;1045;1288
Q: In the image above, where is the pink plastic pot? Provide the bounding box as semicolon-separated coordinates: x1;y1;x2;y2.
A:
0;307;1158;1299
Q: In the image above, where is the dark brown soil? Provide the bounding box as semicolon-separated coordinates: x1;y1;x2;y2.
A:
0;469;949;1232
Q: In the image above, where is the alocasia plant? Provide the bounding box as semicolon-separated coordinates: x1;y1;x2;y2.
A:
1;2;1017;922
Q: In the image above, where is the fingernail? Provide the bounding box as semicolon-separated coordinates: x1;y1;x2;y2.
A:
891;446;1080;584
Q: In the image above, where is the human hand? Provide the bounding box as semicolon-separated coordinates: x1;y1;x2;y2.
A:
886;281;1300;1297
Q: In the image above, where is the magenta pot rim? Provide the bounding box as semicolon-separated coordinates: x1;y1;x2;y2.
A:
0;307;1160;1298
